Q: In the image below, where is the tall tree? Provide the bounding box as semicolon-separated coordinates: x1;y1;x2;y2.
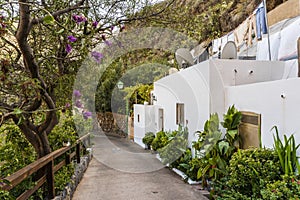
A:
0;0;174;158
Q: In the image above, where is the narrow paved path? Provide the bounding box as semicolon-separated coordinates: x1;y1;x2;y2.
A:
72;134;208;200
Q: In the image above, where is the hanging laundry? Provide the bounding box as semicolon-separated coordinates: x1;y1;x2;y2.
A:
227;31;235;42
234;18;250;51
247;14;257;46
212;38;222;53
255;2;268;40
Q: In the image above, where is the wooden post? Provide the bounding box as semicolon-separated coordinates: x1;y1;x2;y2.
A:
46;160;55;199
298;37;300;77
65;153;71;165
76;143;81;163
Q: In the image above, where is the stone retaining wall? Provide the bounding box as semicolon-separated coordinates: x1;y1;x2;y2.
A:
52;149;93;200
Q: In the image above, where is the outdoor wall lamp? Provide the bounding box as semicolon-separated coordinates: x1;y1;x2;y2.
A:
117;81;124;89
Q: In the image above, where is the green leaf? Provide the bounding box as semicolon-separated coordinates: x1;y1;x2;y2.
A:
197;168;202;179
218;141;229;154
13;108;22;115
228;130;238;139
43;15;55;25
179;163;190;170
56;29;64;34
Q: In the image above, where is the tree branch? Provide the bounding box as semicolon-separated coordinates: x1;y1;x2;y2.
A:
1;36;22;63
31;0;86;25
118;0;176;24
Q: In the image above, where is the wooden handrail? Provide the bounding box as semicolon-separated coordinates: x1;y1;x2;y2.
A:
0;133;91;199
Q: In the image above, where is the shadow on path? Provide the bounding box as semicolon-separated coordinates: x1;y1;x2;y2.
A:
72;133;208;200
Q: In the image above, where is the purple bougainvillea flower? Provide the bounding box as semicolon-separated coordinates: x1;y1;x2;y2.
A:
72;14;87;24
65;102;71;108
66;44;72;53
110;26;114;31
83;111;92;120
73;90;81;98
75;99;82;108
0;22;6;29
120;25;125;32
92;21;98;28
67;35;77;42
91;51;104;63
117;41;123;48
104;40;112;46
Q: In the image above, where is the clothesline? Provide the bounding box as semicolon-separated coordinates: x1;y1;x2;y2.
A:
212;1;267;54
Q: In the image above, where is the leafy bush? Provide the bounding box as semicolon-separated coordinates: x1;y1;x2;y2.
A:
0;123;37;197
158;126;189;165
192;113;240;186
54;164;75;193
48;111;78;151
142;132;155;148
260;175;300;200
170;148;193;172
0;112;80;198
151;131;169;151
213;148;282;199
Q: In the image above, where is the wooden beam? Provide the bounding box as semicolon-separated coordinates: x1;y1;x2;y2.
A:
17;175;46;200
0;133;90;192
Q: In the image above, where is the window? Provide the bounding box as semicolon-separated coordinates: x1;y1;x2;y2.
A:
176;103;184;125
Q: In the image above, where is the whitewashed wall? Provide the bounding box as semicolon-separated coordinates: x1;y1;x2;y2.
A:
154;62;211;145
133;104;157;148
225;78;300;149
150;59;298;148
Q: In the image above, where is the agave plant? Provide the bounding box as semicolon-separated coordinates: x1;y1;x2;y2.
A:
272;126;300;176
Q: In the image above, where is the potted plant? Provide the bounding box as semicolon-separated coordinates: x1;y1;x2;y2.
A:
142;132;155;150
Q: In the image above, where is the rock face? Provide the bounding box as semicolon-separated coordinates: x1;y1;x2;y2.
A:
184;0;286;38
131;0;288;43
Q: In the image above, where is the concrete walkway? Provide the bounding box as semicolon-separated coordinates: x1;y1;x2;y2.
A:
72;134;208;200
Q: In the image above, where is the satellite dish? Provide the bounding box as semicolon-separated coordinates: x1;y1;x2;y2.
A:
175;48;194;68
221;41;237;59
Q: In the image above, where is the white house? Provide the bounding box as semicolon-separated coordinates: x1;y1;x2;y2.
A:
134;59;300;150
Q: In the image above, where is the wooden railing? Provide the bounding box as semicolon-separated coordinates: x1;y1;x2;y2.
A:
0;133;91;200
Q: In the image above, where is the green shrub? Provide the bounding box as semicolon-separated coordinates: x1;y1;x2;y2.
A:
170;148;192;171
54;164;75;193
182;157;204;181
158;126;189;165
142;132;155;148
0;123;36;198
261;175;300;200
48;112;78;151
0;112;79;198
151;131;169;151
213;148;282;199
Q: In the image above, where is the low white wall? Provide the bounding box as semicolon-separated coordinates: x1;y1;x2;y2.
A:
225;78;300;149
211;59;286;86
133;104;157;148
